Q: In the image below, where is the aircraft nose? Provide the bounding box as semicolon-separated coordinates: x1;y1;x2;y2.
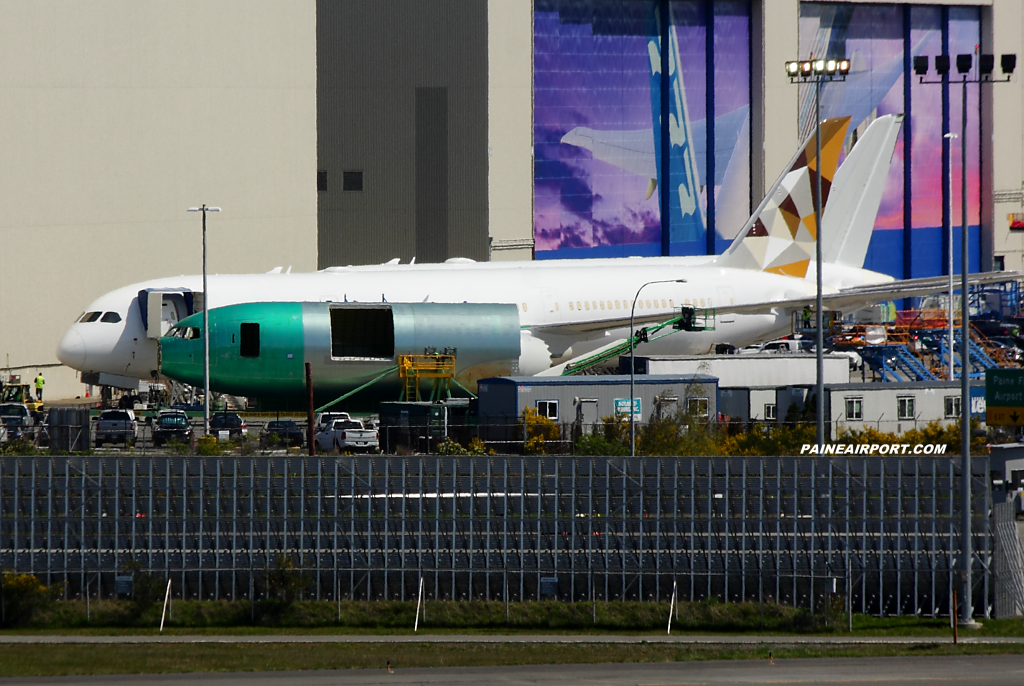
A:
56;328;86;369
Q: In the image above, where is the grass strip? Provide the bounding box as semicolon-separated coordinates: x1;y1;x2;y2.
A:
17;599;1024;638
0;640;1022;678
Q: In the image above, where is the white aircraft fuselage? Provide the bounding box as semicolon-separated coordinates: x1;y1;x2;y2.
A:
57;255;893;384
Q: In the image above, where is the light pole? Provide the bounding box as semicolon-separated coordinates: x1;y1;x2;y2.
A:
187;205;221;436
786;57;850;448
944;132;957;381
914;50;1016;628
629;279;686;457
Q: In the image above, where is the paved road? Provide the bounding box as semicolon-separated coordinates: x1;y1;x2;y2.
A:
0;633;1016;644
0;655;1021;685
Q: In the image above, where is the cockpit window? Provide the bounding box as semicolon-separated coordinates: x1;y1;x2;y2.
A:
79;312;102;323
100;312;122;323
168;326;201;340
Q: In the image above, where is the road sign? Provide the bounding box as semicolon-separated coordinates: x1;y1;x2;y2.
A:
614;398;641;421
985;369;1024;425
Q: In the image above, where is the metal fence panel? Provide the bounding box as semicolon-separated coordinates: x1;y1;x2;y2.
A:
0;455;993;617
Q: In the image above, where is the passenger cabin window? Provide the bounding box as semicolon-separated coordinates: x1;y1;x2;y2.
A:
330;307;394;358
240;323;260;358
100;312;122;323
537;400;559;421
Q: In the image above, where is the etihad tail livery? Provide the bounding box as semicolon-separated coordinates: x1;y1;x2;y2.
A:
58;114;1005;404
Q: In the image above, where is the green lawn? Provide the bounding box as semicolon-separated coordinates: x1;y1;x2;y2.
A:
5;598;1024;638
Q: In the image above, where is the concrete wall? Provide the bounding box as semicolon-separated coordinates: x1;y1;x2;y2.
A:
488;0;534;262
0;1;318;400
316;0;490;268
988;1;1024;272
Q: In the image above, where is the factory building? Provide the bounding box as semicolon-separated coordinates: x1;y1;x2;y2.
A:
3;0;1023;400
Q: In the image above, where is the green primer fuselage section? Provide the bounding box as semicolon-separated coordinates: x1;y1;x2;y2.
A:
161;302;306;399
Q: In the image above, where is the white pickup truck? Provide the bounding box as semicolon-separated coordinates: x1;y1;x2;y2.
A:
315;418;379;453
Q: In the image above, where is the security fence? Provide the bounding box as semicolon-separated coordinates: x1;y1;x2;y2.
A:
0;455;1000;618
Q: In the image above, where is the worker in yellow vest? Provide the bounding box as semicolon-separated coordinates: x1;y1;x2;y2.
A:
34;372;45;402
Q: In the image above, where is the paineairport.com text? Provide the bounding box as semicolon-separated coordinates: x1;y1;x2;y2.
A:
800;443;948;455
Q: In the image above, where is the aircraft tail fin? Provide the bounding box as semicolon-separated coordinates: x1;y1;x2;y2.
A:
716;116;851;276
821;114;904;267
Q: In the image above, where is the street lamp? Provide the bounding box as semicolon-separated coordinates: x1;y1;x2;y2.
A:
915;50;1015;628
629;279;686;457
786;57;850;448
187;205;221;436
944;132;957;381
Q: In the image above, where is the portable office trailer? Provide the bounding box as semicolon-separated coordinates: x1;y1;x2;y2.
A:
717;386;810;423
826;380;986;435
630;354;850;387
477;374;718;443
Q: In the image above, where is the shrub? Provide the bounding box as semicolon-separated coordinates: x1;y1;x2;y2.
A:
0;572;62;625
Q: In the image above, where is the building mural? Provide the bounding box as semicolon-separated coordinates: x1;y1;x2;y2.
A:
799;2;980;279
534;1;983;281
533;0;751;259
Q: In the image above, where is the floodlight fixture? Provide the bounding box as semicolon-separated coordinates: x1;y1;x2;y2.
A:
935;55;950;75
813;59;826;74
979;54;994;75
826;59;837;75
786;61;799;76
800;61;812;76
956;54;972;74
913;56;928;76
838;59;850;75
1002;54;1017;75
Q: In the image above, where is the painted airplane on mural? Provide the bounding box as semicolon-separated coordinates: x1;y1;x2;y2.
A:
56;112;1010;404
559;13;921;246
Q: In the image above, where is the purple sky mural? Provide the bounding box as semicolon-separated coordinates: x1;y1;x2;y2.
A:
534;0;751;256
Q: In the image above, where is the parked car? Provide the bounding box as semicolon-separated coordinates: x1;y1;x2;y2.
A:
738;338;812;354
208;412;247;439
94;409;138;447
260;420;304;448
315;419;379;453
151;410;194;447
0;403;32;441
313;411;351;433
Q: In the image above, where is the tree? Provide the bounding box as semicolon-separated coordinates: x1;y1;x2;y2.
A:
266;555;307;603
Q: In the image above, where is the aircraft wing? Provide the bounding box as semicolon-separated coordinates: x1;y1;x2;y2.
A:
560;127;656;179
721;272;1019;315
530;271;1019;335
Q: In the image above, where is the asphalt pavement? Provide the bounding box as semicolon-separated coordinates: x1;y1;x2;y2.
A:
0;655;1020;685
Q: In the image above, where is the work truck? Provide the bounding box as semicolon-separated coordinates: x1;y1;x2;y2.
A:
315;418;378;453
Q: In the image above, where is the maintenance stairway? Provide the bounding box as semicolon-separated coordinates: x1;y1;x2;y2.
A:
846;310;1016;382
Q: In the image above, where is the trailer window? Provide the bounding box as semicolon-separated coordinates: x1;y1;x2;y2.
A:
537;400;559;421
330;307;394;358
240;323;260;358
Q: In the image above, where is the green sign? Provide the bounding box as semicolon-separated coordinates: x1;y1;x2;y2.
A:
614;398;641;420
986;369;1024;425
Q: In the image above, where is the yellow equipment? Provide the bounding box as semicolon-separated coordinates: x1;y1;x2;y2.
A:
398;354;456;402
1;381;44;413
